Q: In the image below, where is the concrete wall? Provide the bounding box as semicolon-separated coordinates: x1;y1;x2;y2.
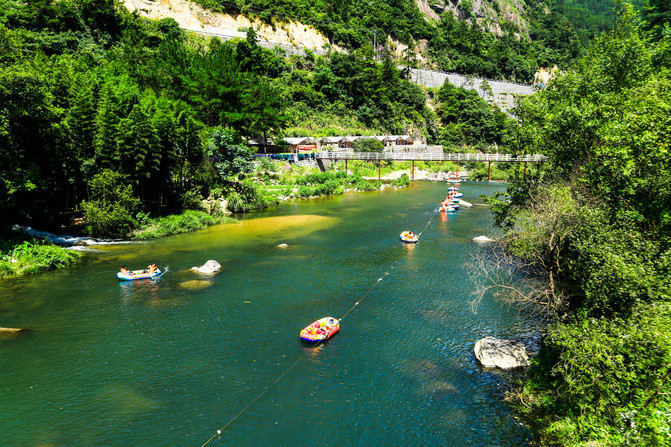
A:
408;68;536;111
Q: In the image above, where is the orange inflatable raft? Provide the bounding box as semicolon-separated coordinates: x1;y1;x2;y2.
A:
400;231;419;243
300;317;340;342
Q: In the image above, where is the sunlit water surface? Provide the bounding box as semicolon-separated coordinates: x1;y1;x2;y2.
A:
0;181;536;446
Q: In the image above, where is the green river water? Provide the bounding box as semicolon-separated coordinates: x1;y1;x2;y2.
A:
0;181;537;446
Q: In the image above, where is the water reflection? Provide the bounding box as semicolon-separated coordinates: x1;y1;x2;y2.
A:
118;276;163;300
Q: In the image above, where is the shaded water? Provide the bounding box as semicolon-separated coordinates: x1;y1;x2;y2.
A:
0;181;536;446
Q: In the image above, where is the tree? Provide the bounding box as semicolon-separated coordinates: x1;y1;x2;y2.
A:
205;128;256;178
470;184;580;317
353;137;384;152
240;76;290;146
81;169;140;237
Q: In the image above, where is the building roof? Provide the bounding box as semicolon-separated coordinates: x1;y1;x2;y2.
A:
320;136;344;143
283;137;315;145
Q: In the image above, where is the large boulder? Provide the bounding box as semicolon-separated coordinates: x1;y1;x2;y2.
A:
474;337;529;369
191;260;222;275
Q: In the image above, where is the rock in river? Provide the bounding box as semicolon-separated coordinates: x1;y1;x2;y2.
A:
191;260;221;274
474;336;529;369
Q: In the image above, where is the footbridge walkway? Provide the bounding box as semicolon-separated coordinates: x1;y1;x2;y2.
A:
315;151;547;180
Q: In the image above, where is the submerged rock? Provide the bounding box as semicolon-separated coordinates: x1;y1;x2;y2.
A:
179;280;214;290
474;336;529;369
473;235;495;243
277;243;288;248
0;327;25;334
420;380;457;395
191;260;221;274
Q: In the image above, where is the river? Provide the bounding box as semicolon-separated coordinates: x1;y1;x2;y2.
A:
0;181;536;446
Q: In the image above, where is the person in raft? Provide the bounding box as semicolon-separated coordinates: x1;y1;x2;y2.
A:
147;263;157;273
120;266;132;276
319;319;336;335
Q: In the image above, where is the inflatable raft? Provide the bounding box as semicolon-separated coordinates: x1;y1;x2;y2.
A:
117;268;162;281
300;317;340;342
400;231;419;243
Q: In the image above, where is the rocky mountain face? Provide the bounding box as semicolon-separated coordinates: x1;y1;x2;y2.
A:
422;0;532;37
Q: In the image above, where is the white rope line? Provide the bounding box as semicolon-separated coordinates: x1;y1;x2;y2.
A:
200;204;443;446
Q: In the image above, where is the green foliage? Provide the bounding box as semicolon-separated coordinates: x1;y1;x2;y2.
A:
224;181;274;211
132;210;236;238
391;173;411;187
467;162;510;181
518;304;671;445
496;5;671;444
206;128;257;178
435;82;514;150
566;207;665;317
353;137;384;152
81;169;140;237
353;178;381;191
180;188;204;211
0;240;81;278
257;156;277;172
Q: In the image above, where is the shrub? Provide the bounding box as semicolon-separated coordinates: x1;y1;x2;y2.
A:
314;179;343;195
180;188;204;211
468;163;510;181
81;201;138;238
391;173;411;187
354;178;380;191
257;157;277;172
517;303;671;445
132;210;236;239
353;137;384;152
224;191;247;212
81;169;140;237
0;240;81;278
296;185;316;197
225;182;275;211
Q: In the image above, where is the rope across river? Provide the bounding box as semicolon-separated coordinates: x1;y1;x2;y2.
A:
201;208;440;447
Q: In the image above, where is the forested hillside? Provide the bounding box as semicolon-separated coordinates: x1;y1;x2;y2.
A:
188;0;624;81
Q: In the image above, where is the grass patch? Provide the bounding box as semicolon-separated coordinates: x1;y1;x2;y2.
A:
131;210;238;239
0;239;81;279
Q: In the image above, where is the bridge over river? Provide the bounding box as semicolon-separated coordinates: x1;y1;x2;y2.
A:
315;151;547;181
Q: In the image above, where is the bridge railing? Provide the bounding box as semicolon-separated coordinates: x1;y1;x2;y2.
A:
315;151;547;163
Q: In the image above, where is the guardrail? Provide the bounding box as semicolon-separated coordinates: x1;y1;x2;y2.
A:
315;151;547;163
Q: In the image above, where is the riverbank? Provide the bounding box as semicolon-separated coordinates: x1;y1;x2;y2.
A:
0;233;82;279
1;211;239;280
2;162;462;280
